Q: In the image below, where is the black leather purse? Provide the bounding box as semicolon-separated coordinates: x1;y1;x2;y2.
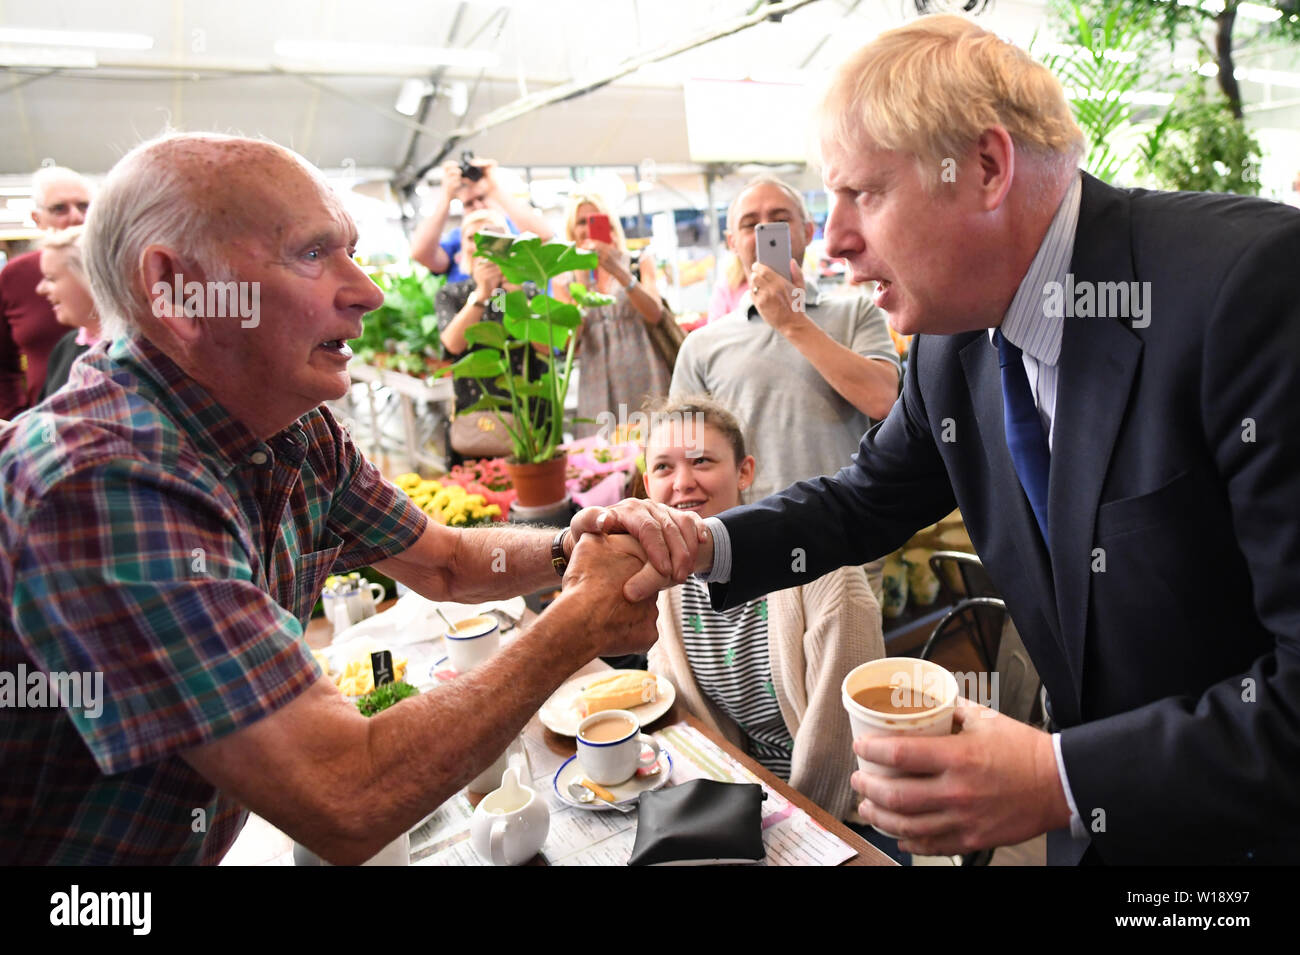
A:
627;779;765;866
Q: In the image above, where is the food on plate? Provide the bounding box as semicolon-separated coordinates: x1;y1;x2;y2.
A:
355;681;419;717
327;654;409;697
579;670;657;716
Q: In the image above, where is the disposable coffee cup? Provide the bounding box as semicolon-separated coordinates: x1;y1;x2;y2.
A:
575;709;661;786
841;657;959;838
444;614;500;673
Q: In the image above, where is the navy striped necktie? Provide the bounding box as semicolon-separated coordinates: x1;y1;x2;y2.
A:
994;328;1051;544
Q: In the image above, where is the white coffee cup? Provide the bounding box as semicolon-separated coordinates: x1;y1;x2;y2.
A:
444;614;500;673
575;709;661;786
841;657;959;837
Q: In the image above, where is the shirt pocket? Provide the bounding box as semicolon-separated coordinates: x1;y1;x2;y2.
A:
291;531;344;628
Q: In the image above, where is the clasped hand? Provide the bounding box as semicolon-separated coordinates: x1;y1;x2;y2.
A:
569;499;709;601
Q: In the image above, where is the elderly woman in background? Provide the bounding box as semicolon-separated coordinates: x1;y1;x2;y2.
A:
554;193;675;438
36;226;101;400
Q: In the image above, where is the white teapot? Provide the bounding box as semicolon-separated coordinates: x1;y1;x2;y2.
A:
469;765;550;866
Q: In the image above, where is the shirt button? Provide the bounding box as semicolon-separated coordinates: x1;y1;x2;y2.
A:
249;451;269;466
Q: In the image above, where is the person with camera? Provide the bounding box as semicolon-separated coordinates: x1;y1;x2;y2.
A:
410;155;553;283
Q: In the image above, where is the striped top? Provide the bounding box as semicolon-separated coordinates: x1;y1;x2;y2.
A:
0;335;429;864
679;576;793;778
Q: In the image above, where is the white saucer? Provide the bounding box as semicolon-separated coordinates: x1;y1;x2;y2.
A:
538;670;676;736
552;750;672;811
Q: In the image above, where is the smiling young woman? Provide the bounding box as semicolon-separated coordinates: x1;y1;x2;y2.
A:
640;394;886;826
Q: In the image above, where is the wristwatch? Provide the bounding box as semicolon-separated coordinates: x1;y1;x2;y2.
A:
551;528;570;576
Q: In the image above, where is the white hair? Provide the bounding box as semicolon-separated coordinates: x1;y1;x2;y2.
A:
82;133;245;341
726;175;812;234
31;166;91;208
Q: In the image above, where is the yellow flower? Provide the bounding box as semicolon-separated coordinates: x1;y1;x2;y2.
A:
395;473;422;492
484;504;501;517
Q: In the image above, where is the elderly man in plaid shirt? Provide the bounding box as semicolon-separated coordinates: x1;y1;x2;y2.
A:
0;133;697;865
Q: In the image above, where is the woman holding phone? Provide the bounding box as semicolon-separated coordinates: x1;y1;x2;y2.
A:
555;193;675;438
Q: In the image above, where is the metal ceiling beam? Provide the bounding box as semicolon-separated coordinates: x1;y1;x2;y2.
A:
410;0;824;184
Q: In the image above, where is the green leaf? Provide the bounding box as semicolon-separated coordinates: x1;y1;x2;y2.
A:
555;246;598;273
464;322;507;350
449;349;507;379
504;314;575;349
420;313;439;336
460;394;511;414
569;284;615;308
501;289;532;321
526;294;581;327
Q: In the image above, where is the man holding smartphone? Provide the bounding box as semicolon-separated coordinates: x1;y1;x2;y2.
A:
671;176;901;503
410;156;553;283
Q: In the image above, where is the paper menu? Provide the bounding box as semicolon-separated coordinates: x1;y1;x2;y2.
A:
652;722;856;867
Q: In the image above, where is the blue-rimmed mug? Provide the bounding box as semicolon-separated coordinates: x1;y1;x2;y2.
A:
575;709;661;786
444;614;500;673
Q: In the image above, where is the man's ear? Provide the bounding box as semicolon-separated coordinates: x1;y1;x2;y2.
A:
973;126;1015;211
141;245;203;344
803;218;815;248
725;229;737;254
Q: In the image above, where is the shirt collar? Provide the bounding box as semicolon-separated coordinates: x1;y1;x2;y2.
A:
105;336;284;477
988;171;1081;365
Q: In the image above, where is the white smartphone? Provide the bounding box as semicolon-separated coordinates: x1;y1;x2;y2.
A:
755;221;792;275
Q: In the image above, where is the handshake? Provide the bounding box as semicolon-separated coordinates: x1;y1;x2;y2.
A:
556;499;715;657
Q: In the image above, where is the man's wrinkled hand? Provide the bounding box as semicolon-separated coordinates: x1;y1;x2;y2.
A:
850;698;1072;856
560;534;659;656
570;499;709;600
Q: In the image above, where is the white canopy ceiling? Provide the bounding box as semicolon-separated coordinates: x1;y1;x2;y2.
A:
2;0;1297;183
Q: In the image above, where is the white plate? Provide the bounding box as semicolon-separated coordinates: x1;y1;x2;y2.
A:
538;670;676;736
552;750;672;811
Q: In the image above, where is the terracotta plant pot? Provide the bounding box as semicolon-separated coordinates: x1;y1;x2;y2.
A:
505;455;568;508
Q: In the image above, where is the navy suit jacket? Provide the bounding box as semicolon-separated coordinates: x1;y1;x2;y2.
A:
712;173;1300;864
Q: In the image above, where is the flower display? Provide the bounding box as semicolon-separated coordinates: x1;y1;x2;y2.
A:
393;473;503;527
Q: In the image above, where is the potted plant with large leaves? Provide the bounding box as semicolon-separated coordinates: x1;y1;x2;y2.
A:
438;232;612;507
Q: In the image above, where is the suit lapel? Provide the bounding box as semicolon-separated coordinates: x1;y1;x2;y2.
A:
1048;174;1144;703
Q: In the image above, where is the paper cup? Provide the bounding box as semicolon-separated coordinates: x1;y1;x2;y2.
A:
842;657;959;838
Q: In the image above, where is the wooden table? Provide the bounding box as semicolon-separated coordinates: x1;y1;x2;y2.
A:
304;608;892;866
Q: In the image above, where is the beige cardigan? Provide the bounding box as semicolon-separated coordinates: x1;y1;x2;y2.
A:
649;565;885;821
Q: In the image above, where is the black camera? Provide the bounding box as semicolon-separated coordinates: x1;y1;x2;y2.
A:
459;151;484;182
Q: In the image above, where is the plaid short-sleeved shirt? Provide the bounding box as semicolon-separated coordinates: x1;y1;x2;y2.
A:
0;336;428;864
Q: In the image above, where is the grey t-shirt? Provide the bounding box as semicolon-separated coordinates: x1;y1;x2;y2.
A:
670;281;899;502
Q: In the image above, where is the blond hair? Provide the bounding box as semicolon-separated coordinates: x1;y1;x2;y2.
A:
38;225;88;281
563;192;626;251
461;207;509;238
821;15;1084;189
